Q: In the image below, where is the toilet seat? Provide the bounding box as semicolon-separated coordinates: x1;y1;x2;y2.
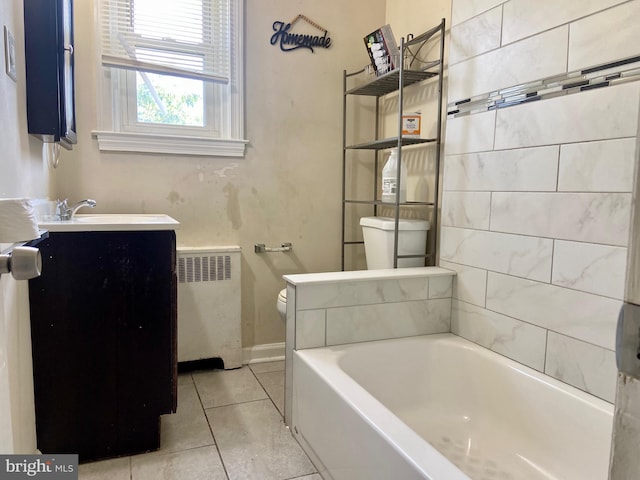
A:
278;288;287;303
277;288;287;319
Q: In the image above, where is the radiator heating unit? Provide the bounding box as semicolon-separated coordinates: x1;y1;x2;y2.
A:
177;246;241;369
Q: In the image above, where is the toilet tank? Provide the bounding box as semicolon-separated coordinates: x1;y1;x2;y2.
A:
360;216;430;269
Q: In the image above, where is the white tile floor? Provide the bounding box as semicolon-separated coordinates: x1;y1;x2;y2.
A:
79;361;320;480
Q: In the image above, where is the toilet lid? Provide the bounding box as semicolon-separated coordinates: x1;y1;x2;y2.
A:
278;288;287;302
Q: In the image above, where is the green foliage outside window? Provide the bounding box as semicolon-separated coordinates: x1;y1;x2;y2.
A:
137;81;203;126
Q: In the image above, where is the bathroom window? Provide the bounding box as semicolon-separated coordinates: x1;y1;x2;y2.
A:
94;0;246;156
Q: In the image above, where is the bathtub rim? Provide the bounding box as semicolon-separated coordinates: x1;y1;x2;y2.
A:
293;335;474;480
300;333;614;415
292;333;613;480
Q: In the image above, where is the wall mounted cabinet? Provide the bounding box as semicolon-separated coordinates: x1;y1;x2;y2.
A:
341;19;445;269
24;0;77;149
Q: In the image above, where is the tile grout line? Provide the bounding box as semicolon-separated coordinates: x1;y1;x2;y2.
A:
210;366;317;478
192;372;232;480
248;366;319;478
249;366;285;418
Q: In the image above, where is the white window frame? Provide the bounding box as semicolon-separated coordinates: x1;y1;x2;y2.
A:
93;0;247;157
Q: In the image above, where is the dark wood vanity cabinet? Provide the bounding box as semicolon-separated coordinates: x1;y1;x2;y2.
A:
28;230;177;462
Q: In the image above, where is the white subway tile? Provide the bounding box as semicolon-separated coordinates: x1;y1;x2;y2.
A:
569;0;640;71
486;272;621;349
448;27;568;101
451;299;547;371
444;110;496;155
503;0;625;45
450;7;502;65
295;277;429;310
444;146;559;192
490;192;631;246
439;260;488;307
545;332;617;402
452;0;506;26
442;192;491;229
440;227;553;282
429;276;453;299
295;309;326;349
552;240;627;299
558;138;636;192
325;299;450;346
495;82;640;150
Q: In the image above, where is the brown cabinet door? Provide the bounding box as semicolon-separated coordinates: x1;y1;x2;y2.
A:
29;230;177;461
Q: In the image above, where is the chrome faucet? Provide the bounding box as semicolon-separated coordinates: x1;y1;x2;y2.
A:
57;199;97;220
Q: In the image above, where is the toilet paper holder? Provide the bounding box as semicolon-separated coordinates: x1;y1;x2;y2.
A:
254;242;293;254
0;246;42;280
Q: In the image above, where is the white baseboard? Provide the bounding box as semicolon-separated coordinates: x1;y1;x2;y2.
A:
243;342;285;364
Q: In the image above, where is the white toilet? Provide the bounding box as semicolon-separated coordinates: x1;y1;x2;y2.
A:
277;288;287;321
276;216;428;314
360;216;430;269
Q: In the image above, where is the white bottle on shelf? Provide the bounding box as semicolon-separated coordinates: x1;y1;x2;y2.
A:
381;148;406;203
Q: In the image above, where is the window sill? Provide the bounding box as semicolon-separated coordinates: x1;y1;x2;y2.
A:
92;131;248;157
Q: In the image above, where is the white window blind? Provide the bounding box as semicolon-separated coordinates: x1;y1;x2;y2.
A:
100;0;230;84
94;0;246;156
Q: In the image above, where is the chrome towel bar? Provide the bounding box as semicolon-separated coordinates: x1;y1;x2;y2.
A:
254;242;292;254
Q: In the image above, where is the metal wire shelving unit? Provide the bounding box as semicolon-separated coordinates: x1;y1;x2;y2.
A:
341;18;446;270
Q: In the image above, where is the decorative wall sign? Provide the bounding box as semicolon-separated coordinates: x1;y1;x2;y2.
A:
270;14;332;53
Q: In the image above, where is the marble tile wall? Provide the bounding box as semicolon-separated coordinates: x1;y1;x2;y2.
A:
445;0;640;404
568;1;640;71
448;26;568;101
449;7;502;65
282;268;455;426
287;268;454;350
501;0;627;46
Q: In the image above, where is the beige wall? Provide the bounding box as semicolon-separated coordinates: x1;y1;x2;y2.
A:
0;0;53;454
56;0;387;348
386;0;451;35
0;0;452;452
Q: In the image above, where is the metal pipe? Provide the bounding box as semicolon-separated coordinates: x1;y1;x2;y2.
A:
430;18;446;267
341;69;348;270
393;37;406;269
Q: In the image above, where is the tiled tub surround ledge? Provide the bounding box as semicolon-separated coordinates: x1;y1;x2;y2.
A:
282;267;455;426
447;54;640;117
284;267;455;348
291;334;614;480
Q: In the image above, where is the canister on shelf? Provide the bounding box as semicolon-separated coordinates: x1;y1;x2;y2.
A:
402;112;421;137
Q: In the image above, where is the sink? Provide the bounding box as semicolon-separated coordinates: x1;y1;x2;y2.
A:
73;215;161;224
39;214;180;232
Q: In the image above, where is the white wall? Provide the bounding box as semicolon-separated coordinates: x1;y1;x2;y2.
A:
56;0;386;350
443;0;640;403
0;0;53;454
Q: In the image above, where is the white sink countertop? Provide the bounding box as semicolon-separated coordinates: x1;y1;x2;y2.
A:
39;214;180;232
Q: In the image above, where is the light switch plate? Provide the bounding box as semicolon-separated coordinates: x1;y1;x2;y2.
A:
4;25;17;82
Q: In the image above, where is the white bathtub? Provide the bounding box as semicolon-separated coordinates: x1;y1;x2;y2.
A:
291;333;613;480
